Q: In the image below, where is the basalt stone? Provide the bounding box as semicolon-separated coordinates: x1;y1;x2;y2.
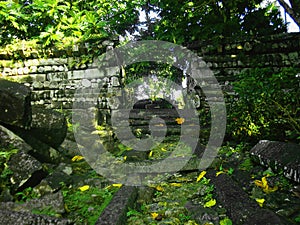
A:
30;105;67;148
0;79;31;128
7;151;47;192
0;125;32;152
0;210;72;225
96;186;137;225
206;171;286;225
250;140;300;183
3;124;65;164
0;191;65;215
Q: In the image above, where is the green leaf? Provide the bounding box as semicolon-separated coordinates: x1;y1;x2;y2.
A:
220;218;233;225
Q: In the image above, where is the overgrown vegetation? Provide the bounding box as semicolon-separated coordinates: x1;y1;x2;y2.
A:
227;67;300;144
0;145;18;192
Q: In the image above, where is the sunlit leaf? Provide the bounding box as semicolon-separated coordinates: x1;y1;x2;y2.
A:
155;186;164;191
170;183;182;187
254;176;278;193
112;183;122;188
196;170;206;182
204;198;216;208
71;155;84;162
220;218;233;225
216;171;225;177
151;212;159;219
78;185;89;192
255;198;265;207
149;151;153;157
175;117;185;124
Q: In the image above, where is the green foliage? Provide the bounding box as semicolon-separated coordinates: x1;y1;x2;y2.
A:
178;213;191;222
295;214;300;223
0;146;18;189
227;67;300;143
239;158;254;171
126;208;142;217
31;206;58;217
145;0;286;44
0;0;144;49
15;187;39;202
63;185;119;224
220;217;233;225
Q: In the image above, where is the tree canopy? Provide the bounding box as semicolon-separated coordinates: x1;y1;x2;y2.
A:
0;0;289;49
0;0;143;47
139;0;287;44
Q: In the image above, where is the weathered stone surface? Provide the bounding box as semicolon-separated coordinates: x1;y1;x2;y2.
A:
8;151;46;192
30;106;67;148
250;140;300;183
0;191;65;214
0;79;31;128
0;125;32;152
206;171;286;225
96;186;137;225
3;123;66;164
0;210;72;225
185;202;219;225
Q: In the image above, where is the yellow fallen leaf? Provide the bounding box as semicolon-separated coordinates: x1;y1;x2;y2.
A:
175;117;185;124
71;155;84;162
149;151;153;157
255;198;265;207
112;183;122;188
216;171;225;177
123;156;127;161
155;123;165;127
155;186;164;191
78;185;89;192
170;183;182;187
204;198;216;208
196;171;207;182
151;212;159;219
254;176;278;193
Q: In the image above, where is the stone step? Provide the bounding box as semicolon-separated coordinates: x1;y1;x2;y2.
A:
206;170;287;225
0;209;72;225
250;140;300;183
96;186;137;225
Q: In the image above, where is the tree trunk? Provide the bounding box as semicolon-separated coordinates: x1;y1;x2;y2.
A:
277;0;300;28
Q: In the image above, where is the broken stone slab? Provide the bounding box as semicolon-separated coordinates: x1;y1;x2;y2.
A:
3;124;66;164
58;138;81;157
0;191;65;215
95;186;137;225
0;125;32;152
206;171;287;225
8;150;47;192
250;140;300;183
0;79;31;128
29;105;67;148
0;210;72;225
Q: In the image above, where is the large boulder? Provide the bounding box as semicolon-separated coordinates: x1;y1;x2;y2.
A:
0;125;32;152
7;151;47;192
250;140;300;183
1;105;67;150
0;79;31;128
206;171;285;225
29;105;67;148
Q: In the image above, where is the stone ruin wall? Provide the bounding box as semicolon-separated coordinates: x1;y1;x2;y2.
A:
0;33;299;122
